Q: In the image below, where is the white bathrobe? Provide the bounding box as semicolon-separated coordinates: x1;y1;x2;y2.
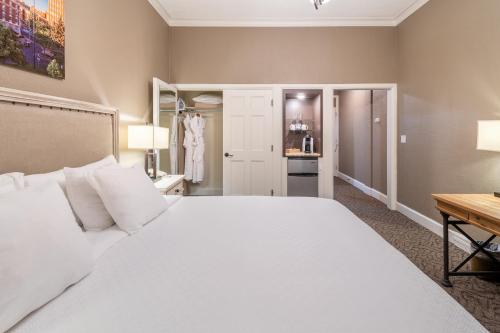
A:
183;115;195;181
191;115;206;183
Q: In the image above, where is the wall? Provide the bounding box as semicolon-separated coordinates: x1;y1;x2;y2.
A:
170;27;397;84
338;90;387;194
338;90;372;186
0;0;170;166
397;0;500;237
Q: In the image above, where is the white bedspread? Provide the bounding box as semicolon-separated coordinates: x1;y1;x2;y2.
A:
11;197;486;333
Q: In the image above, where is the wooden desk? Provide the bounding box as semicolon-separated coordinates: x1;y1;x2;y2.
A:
433;194;500;287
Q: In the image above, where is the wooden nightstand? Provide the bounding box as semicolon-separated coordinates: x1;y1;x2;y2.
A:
154;175;185;196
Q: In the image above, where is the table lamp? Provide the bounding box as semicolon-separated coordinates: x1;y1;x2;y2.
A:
477;120;500;198
128;125;169;179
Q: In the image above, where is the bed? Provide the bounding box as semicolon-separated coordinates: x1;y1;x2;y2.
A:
0;88;487;333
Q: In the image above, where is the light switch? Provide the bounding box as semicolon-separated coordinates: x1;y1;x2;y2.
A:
374;117;381;124
401;135;407;144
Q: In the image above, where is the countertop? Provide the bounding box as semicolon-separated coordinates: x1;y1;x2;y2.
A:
285;152;321;158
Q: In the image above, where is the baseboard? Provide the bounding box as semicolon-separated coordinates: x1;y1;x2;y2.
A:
337;173;470;253
337;172;388;205
396;202;471;253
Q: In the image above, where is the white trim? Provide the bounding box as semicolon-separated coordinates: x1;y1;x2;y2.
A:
173;83;397;204
320;88;334;199
174;83;397;91
386;87;398;210
0;87;118;114
168;18;397;28
151;0;429;27
333;84;398;210
396;202;471;254
393;0;430;25
148;0;173;25
337;172;388;205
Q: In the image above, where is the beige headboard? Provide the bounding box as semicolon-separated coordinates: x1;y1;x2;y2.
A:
0;87;119;175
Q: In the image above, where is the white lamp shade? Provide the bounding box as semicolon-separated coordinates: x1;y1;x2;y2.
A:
128;125;169;150
477;120;500;152
154;127;169;149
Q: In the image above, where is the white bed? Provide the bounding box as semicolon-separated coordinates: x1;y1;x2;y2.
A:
10;196;486;333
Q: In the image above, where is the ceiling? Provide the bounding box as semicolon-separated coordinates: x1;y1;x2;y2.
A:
149;0;429;27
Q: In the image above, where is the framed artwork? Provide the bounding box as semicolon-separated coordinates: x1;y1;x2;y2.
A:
0;0;65;79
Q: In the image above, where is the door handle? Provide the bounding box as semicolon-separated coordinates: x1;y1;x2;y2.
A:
224;153;234;158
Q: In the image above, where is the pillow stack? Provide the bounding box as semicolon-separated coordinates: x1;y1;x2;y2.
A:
0;156;171;331
62;155;169;234
0;183;94;332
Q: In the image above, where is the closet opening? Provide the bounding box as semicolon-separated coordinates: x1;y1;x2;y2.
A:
159;90;223;196
333;89;388;204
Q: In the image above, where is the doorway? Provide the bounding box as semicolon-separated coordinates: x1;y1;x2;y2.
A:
333;89;390;205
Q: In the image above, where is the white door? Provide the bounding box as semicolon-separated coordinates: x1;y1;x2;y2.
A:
223;90;273;196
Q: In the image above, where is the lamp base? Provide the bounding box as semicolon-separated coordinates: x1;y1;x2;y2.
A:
495;192;500;198
144;150;158;179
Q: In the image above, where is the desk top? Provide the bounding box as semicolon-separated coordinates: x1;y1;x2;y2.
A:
433;194;500;236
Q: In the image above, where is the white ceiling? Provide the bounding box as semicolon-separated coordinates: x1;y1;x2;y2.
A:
149;0;429;27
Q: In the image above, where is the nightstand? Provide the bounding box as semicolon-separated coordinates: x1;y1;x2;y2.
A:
154;175;185;196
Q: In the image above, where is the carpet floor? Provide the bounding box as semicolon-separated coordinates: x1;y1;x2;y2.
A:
334;177;500;333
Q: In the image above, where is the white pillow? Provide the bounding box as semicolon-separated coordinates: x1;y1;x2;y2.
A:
0;173;24;194
192;94;223;105
0;183;94;332
25;169;66;193
64;156;117;231
88;165;169;234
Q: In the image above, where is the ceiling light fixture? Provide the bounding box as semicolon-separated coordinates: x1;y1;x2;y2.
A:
311;0;331;10
297;93;306;100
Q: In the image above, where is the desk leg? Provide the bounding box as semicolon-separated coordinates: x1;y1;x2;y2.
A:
441;212;452;287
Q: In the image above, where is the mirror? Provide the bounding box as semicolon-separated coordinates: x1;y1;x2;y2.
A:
153;77;178;175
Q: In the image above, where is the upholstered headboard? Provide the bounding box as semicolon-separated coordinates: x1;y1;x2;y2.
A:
0;87;119;175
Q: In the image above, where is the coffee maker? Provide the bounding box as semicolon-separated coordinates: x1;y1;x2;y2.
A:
302;134;314;154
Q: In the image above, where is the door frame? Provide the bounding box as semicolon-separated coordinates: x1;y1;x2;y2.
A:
332;85;398;210
173;83;397;210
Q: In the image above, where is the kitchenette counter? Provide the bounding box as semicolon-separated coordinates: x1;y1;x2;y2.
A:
286;152;321;158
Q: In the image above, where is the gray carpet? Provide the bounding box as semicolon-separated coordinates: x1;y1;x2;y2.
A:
334;177;500;333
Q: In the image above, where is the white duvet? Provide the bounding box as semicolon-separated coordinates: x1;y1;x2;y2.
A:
11;197;486;333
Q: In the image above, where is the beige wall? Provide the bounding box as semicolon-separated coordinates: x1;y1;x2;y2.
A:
0;0;170;166
170;27;397;84
338;90;372;186
397;0;500;236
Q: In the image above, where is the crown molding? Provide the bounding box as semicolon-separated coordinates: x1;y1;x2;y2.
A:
393;0;430;25
148;0;173;26
151;0;430;28
168;18;397;27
